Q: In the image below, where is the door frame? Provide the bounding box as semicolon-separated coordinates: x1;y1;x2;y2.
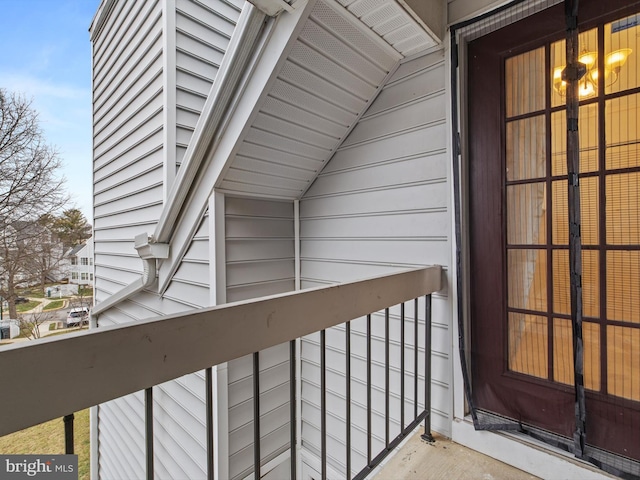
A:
465;0;640;460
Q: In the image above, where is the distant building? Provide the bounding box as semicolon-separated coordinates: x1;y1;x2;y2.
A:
66;239;94;286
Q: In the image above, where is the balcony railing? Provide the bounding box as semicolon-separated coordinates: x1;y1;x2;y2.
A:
0;266;442;479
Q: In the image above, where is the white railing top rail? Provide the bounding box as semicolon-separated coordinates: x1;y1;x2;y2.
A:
0;265;441;437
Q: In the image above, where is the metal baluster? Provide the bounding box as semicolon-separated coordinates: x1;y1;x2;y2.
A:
290;340;297;480
346;322;352;480
366;314;372;466
414;298;418;421
421;295;434;442
253;352;261;479
206;367;214;480
400;303;405;432
63;414;74;455
385;308;390;449
145;388;154;480
321;330;327;480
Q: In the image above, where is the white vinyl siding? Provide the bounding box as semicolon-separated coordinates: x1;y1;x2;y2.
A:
224;196;295;480
92;0;240;478
298;50;451;477
174;0;240;166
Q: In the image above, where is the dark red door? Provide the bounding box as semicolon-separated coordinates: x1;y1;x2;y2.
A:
468;0;640;461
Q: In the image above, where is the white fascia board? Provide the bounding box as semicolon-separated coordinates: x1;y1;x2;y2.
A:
157;0;317;294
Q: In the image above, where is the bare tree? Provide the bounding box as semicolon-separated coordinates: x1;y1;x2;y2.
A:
0;89;68;318
18;310;57;340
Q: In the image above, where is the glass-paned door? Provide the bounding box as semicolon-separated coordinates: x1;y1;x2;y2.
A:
469;0;640;462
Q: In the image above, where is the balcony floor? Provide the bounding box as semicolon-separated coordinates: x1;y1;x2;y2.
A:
375;429;539;480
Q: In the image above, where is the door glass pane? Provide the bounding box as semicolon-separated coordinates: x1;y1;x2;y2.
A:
605;15;639;95
607;250;640;324
552;177;599;245
506;116;546;181
553;319;600;391
507;183;546;245
606;95;640;170
551;29;598;107
508;249;547;312
607;325;640;401
606;172;640;245
506;47;545;117
553;250;599;318
551;104;599;176
509;313;547;378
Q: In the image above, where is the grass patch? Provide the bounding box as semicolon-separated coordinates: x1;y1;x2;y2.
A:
0;409;90;479
43;300;64;311
16;301;41;313
48;322;57;331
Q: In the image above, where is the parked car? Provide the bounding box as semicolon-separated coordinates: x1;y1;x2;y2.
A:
14;297;28;304
66;307;89;327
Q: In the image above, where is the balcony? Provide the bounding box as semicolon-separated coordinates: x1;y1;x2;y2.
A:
0;267;449;479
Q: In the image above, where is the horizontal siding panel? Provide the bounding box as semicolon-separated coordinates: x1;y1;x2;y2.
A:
94;240;138;257
226;239;294;262
95;70;163;138
227;260;295;288
94;166;163;205
176;31;225;69
176;107;202;131
172;261;209;288
94;95;163;158
176;13;231;52
343;95;446;148
93;222;158;242
365;61;446;118
227;280;296;303
176;86;208;113
93;203;163;230
94;129;163;176
94;186;163;217
316;127;448;177
301;182;449;218
301;260;407;284
301;238;450;267
177;0;240;32
298;54;452;460
95;154;163;196
176;50;220;84
228;383;290;432
225;197;294;478
182;238;209;262
301;211;449;238
226;216;294;238
94;13;163;107
93;0;156;86
98;393;145;480
306;154;447;197
163;280;210;308
176;69;213;98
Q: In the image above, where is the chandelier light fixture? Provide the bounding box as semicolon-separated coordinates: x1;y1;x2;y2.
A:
553;48;632;98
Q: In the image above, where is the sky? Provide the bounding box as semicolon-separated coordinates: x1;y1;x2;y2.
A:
0;0;101;223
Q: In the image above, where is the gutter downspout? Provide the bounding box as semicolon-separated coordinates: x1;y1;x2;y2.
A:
91;0;294;321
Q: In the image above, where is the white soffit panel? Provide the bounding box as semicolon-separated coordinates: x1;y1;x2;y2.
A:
220;0;436;199
338;0;438;56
